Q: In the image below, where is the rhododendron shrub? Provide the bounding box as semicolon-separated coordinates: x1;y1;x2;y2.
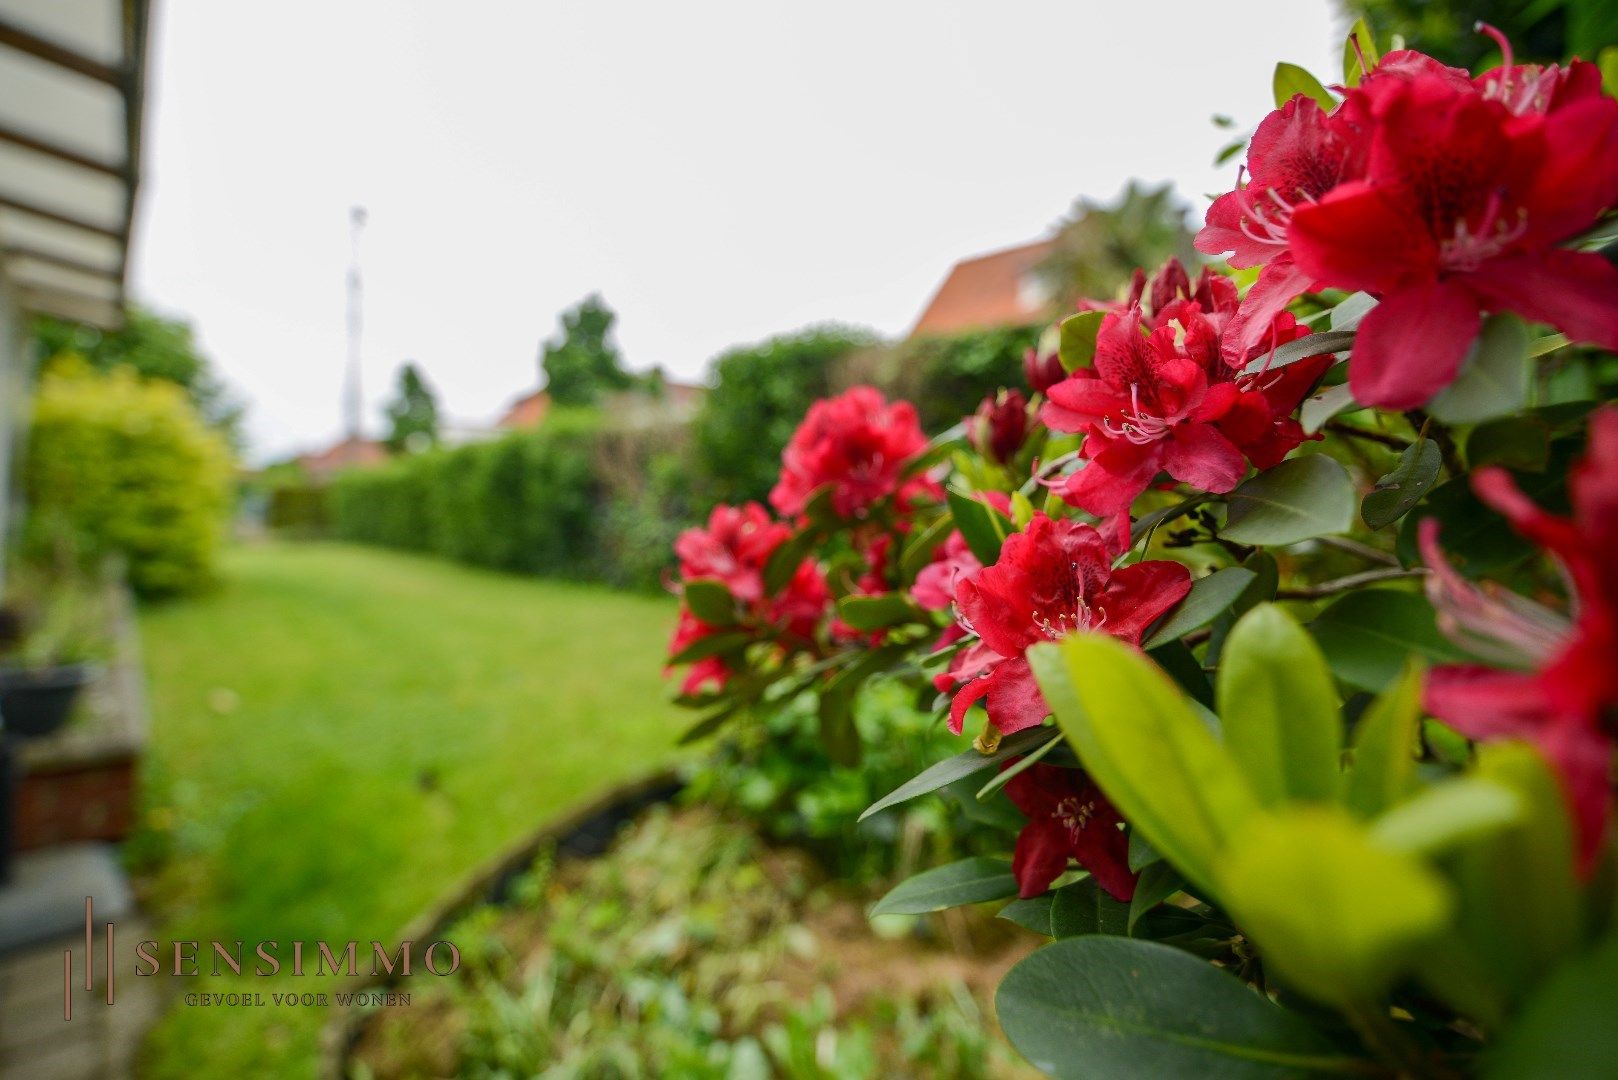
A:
664;25;1618;1079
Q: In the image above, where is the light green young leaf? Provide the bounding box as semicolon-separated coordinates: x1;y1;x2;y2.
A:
1370;778;1523;856
1030;633;1260;897
1217;604;1342;806
1273;62;1336;110
1058;311;1106;373
1219;807;1452;1008
1343;661;1422;818
1342;17;1380;87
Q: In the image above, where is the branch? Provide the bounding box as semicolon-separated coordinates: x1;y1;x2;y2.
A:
1277;566;1426;600
1324;421;1411;451
1316;535;1400;567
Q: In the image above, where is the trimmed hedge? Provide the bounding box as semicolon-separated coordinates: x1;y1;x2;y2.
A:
330;411;687;590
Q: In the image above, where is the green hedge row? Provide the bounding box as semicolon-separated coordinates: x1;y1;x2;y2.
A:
330;411;688;590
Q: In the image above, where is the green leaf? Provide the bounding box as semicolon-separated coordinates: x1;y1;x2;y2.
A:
676;700;744;745
1428;314;1531;425
666;628;752;666
1342;17;1380;87
946;486;1012;565
1273;62;1335;109
1222;456;1356;546
899;423;964;480
1362;438;1441;529
1031;633;1260;897
1128;862;1185;933
1050;877;1132;938
1370;778;1522;857
1396;475;1539;577
859;726;1060;821
817;686;861;767
1219;807;1452;1007
1309;589;1465;693
1058;311;1106;373
763;525;819;593
1329;292;1376;332
1239;330;1354;376
1217;605;1342;806
834;593;919;631
899;514;954;583
998;894;1057;935
870;857;1018;916
1142;567;1256;650
682;578;738;626
1466;415;1551;472
997;937;1364;1078
1148;640;1214;709
1301;382;1358;434
1343;661;1422;818
976;731;1063;800
1484;930;1618;1080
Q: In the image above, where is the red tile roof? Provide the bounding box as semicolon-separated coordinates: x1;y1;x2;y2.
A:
496;391;551;430
910;239;1055;337
297;436;389;478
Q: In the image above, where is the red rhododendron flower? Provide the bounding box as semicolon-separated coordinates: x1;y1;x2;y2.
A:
674;502;792;604
1024;347;1066;396
667;502;831;691
913;530;981;613
1041;260;1328;518
1422;408;1618;871
1199;39;1618;408
1004;761;1137;901
936;513;1190;738
970;389;1030;465
769;386;940;520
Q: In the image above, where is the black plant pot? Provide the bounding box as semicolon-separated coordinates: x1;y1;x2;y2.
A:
0;663;95;739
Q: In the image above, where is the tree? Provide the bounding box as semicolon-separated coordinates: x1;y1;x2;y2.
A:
540;294;633;407
1341;0;1617;68
33;306;243;442
383;362;440;453
1032;182;1197;312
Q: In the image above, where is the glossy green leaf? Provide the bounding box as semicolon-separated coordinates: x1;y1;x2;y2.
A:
899;514;954;582
946;486;1012;565
997;937;1364;1078
975;731;1063;800
1058;310;1106;373
1273;62;1335;109
762;525;820;593
1329;292;1376;332
1050;877;1132;938
1362;438;1441;530
870;856;1018;916
1128;862;1185;933
1239;330;1354;376
1222;456;1356;546
1301;382;1358;434
1485;930;1618;1080
1030;633;1260;896
859;727;1060;821
1143;567;1255;649
1217;605;1342;806
998;893;1057;935
1466;415;1551;472
835;593;919;631
1309;589;1465;692
1428;314;1532;425
666;628;751;666
682;578;738;626
1343;661;1422;818
1219;807;1452;1007
1148;640;1214;709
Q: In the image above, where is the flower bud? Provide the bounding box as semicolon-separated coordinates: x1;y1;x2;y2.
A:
1022;348;1065;395
969;389;1029;465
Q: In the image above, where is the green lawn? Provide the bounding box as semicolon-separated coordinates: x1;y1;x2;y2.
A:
133;541;686;1076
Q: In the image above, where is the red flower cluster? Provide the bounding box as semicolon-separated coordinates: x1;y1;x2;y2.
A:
935;512;1190;738
1041;259;1329;521
667;502;828;695
1004;761;1136;901
1422;408;1618;870
769;385;940;521
1198;37;1618;409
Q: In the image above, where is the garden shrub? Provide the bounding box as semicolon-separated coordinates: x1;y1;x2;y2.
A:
662;24;1618;1079
22;360;232;597
261;474;330;537
835;324;1043;433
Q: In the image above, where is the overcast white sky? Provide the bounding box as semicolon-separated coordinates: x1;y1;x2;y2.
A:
129;1;1345;462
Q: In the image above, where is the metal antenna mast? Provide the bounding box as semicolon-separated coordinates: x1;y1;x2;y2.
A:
343;205;368;441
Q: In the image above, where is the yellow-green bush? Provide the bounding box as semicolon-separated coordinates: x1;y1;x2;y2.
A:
23;360;233;597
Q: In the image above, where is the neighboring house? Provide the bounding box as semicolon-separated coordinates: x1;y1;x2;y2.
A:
495;389;551;431
0;0;153;590
909;238;1055;338
295;435;390;481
